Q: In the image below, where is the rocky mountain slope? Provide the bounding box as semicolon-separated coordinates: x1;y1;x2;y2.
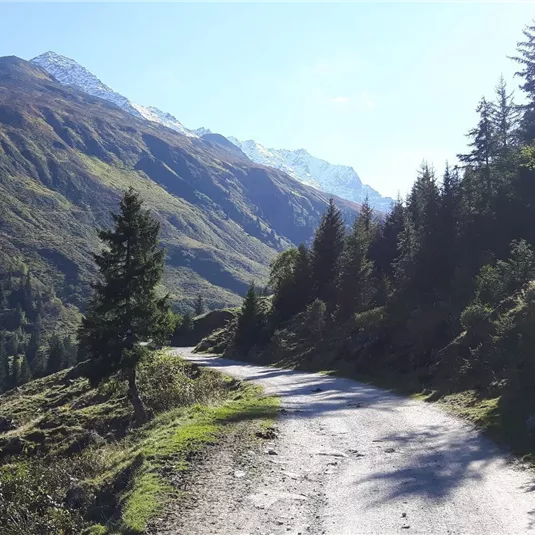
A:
30;52;391;210
0;56;358;312
31;51;194;137
228;138;393;211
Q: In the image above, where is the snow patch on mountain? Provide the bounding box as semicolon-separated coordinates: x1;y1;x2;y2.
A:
31;51;196;137
30;51;392;209
228;138;393;211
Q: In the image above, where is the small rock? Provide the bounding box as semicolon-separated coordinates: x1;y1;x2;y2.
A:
401;524;410;529
267;449;278;455
234;470;246;478
401;513;407;518
311;387;323;393
385;448;396;453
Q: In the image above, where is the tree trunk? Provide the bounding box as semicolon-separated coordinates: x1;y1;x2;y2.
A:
126;367;148;425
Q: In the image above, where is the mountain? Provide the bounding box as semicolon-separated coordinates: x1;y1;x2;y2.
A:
30;52;391;210
0;55;359;314
31;51;195;138
227;138;393;211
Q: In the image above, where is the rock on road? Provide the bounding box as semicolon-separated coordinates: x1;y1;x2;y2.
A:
176;349;535;535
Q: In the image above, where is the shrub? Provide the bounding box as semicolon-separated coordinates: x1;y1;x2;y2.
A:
353;306;386;334
137;353;228;413
460;303;494;337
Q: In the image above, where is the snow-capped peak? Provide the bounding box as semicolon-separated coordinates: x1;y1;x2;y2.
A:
31;51;196;137
29;51;391;209
227;138;393;211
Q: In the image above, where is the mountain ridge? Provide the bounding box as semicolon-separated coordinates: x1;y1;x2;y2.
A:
0;55;359;312
30;51;392;210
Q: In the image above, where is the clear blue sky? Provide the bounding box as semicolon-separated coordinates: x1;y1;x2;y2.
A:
1;2;534;198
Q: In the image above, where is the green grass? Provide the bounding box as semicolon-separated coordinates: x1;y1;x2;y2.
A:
96;383;278;534
0;355;278;535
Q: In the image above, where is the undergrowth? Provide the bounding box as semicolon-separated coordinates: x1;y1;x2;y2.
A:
0;351;278;534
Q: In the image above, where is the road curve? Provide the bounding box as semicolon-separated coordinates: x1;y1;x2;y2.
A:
177;349;535;535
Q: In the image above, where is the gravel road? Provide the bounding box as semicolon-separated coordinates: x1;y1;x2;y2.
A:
176;349;535;535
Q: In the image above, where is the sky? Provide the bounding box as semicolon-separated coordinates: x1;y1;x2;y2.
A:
0;2;534;199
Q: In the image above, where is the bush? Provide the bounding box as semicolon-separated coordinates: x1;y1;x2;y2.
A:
460;303;494;337
353;306;386;334
137;353;229;413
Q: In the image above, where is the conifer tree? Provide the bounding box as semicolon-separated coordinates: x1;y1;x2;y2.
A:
310;199;345;304
337;208;375;320
370;196;405;277
78;188;171;424
510;21;535;139
17;355;32;386
62;336;77;367
25;329;40;367
458;97;495;196
47;334;66;374
491;75;519;156
292;243;313;313
194;294;206;316
235;282;263;353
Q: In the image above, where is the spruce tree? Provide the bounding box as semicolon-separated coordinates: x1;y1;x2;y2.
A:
194;294;206;316
491;75;519;157
310;199;345;304
510;21;535;140
458;97;495;196
78;188;171;424
370;196;405;276
235;282;263;353
17;355;32;386
47;334;66;374
337;208;375;321
25;329;40;367
292;243;313;313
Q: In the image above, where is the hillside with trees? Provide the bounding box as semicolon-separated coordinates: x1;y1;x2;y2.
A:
206;22;535;455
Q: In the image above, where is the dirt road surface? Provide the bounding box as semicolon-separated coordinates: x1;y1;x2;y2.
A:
170;349;535;535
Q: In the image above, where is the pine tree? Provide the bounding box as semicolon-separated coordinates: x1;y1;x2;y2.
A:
510;21;535;140
235;282;263;353
47;334;66;374
491;75;519;157
310;199;346;304
17;355;32;386
370;196;405;277
458;97;495;196
62;336;77;367
337;208;375;321
25;329;40;367
194;294;206;316
78;188;171;424
292;243;313;313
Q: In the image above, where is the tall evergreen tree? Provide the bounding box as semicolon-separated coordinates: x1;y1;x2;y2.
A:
370;196;405;277
337;210;375;321
458;97;496;196
17;355;32;386
235;282;264;353
310;199;346;304
510;21;535;140
47;334;66;374
78;188;171;424
292;243;313;313
25;329;40;367
491;75;519;157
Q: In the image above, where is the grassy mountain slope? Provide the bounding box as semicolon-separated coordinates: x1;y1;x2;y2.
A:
0;56;359;311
